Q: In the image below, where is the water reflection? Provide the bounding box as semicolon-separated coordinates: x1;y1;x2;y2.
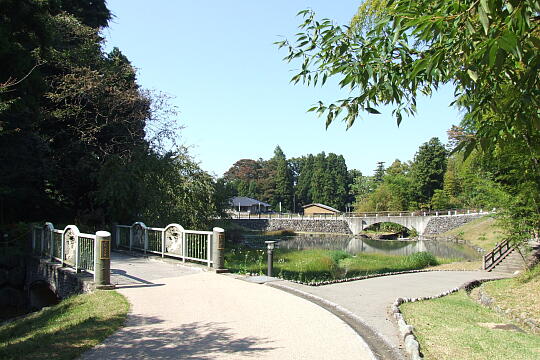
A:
242;234;479;260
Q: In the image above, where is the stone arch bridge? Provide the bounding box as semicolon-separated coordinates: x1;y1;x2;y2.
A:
233;211;488;236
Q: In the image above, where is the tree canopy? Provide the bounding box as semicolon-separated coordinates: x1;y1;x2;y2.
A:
279;0;540;244
0;0;222;228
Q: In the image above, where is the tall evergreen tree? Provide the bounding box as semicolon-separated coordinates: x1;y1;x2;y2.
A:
373;161;386;183
271;146;293;211
410;138;448;207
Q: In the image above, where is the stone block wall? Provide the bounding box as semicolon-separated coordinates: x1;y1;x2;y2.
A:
232;219;352;234
423;214;484;235
26;257;94;300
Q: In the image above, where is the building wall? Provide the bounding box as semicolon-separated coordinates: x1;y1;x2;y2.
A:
304;206;337;215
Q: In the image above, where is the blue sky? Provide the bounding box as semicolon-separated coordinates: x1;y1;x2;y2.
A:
103;1;461;177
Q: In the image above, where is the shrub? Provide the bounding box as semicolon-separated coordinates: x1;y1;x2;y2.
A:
328;250;351;263
405;251;438;268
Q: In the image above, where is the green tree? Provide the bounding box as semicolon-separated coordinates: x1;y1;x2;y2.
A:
351;174;376;210
295;155;315;208
0;0;223;228
270;146;293;212
279;0;540;245
410;138;448;207
373;161;386;183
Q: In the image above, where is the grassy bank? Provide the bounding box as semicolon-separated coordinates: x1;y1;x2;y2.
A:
439;216;504;251
400;265;540;359
0;290;129;360
225;247;445;283
480;265;540;323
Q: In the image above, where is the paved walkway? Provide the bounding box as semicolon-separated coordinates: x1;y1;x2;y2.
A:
270;270;505;358
81;253;374;360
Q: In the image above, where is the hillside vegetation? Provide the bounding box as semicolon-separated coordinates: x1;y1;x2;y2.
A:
439;216;504;251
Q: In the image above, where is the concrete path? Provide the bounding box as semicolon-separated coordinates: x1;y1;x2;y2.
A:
270;271;504;357
81;253;374;360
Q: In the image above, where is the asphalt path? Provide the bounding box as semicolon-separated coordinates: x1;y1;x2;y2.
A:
80;252;374;360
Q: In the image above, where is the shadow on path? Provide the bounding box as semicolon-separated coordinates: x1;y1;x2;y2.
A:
83;320;277;359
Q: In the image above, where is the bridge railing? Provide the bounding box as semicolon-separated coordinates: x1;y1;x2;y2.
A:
31;222;98;278
115;222;214;267
231;208;489;220
345;209;488;218
231;212;346;220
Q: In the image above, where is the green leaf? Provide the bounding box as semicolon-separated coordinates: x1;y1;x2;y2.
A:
410;58;428;78
396;111;403;127
480;0;491;14
478;6;490;35
325;111;334;129
530;37;540;50
365;107;381;114
488;44;498;67
498;31;518;55
467;69;479;82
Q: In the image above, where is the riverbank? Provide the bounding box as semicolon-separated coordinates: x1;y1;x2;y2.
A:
224;247;450;283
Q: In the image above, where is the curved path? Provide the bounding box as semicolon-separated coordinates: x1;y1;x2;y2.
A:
81;252;374;360
270;270;505;358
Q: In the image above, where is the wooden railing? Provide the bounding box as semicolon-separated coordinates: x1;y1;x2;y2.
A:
483;239;513;271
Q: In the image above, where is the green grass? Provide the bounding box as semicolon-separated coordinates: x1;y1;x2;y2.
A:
400;290;540;360
480;264;540;322
225;246;444;283
0;290;129;360
439;215;504;251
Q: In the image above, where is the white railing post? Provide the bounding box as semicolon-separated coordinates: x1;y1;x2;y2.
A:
40;227;45;256
129;225;133;251
75;232;80;272
182;231;186;263
161;230;165;258
93;234;98;281
115;225;120;248
144;227;148;255
61;229;65;266
206;233;212;267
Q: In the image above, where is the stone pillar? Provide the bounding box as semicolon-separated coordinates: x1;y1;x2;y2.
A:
94;231;113;289
212;227;226;272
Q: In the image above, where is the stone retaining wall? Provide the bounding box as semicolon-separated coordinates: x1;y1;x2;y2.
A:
231;219;352;234
26;257;94;299
423;214;484;235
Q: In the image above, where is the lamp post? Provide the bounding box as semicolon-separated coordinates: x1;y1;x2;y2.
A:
265;241;276;277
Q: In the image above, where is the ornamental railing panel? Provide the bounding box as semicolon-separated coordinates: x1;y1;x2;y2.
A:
31;223;97;278
115;222;213;266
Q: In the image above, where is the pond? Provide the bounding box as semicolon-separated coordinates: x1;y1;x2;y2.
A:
241;234;480;260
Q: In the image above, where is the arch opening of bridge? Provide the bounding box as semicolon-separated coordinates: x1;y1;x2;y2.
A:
362;222;415;238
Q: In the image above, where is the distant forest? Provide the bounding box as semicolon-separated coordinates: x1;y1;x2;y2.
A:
221;137;506;213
